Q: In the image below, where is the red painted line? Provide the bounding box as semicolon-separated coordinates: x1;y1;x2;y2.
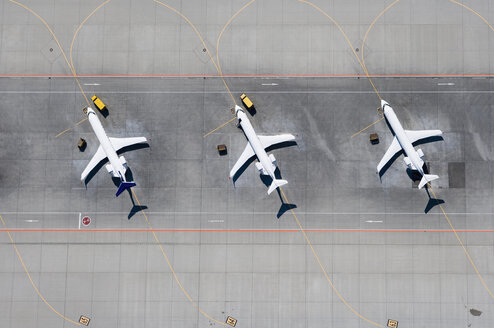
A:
1;229;494;232
0;74;493;78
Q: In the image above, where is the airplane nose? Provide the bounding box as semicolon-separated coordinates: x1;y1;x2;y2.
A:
234;105;243;113
380;99;388;108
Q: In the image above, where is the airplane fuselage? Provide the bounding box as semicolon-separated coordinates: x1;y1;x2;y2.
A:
85;107;127;181
236;108;276;180
383;103;424;175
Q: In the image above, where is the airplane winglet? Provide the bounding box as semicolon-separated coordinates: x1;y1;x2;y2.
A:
116;181;136;197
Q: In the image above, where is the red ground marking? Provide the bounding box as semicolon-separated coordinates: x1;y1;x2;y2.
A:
0;74;494;78
81;217;91;226
1;228;494;232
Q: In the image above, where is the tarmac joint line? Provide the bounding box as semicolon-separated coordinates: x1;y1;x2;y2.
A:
130;188;230;326
0;215;83;326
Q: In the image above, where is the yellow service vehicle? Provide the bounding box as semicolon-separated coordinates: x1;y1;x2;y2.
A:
240;94;254;109
91;95;107;111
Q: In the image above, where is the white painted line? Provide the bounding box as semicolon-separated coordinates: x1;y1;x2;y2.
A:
84;83;101;86
5;211;494;215
78;213;81;230
207;220;225;223
365;220;383;223
261;83;278;86
1;90;494;94
24;219;39;223
437;82;455;86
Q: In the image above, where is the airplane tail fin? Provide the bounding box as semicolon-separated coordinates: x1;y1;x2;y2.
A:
418;174;439;189
267;179;288;195
116;181;136;197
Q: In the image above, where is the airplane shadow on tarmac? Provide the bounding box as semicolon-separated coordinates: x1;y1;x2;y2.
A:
378;135;444;180
82;143;150;219
405;167;445;214
259;171;297;219
424;190;445;214
109;169;148;219
376;136;445;214
83;143;150;186
230;141;298;219
127;193;148;219
230;141;298;184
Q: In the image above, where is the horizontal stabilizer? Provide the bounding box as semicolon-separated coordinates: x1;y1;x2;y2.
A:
116;181;136;197
267;179;288;195
418;174;439;189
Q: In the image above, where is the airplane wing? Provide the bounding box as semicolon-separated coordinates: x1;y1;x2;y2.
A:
81;145;107;181
377;136;402;173
404;130;442;144
109;137;147;152
258;134;296;150
229;142;256;178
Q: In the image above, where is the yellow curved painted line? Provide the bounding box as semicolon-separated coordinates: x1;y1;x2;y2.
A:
56;0;111;138
5;4;91;323
429;185;494;298
8;0;90;106
297;0;382;102
202;0;256;138
70;0;111;73
216;0;257;77
446;0;494;299
297;0;384;133
297;0;361;65
360;0;401;98
279;189;384;328
0;215;82;326
450;0;494;33
350;0;401;139
8;0;72;75
153;0;236;105
360;0;494;301
153;0;220;72
131;189;229;327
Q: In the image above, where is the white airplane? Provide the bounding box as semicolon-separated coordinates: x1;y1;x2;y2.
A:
377;100;443;189
229;105;296;194
80;107;148;197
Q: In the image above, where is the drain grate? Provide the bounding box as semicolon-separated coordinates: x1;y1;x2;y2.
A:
40;39;61;63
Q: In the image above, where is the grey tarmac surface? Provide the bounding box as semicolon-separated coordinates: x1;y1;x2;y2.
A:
1;0;494;328
1;76;494;328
